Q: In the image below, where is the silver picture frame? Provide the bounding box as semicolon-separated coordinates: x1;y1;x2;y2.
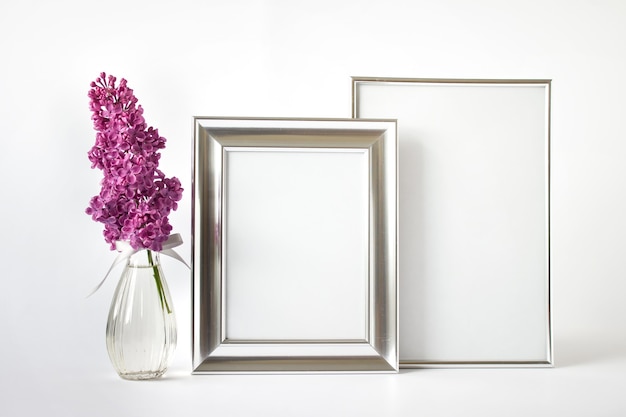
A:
353;77;552;367
192;117;398;373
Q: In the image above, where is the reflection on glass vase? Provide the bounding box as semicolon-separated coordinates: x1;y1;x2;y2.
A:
106;249;176;380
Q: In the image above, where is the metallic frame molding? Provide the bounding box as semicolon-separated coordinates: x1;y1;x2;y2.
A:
353;77;553;368
192;117;398;373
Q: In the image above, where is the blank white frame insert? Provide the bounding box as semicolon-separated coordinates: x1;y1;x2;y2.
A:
223;147;369;341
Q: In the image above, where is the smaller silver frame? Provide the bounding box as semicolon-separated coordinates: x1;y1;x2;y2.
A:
192;117;398;373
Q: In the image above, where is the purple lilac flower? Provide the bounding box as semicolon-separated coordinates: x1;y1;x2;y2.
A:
86;73;183;252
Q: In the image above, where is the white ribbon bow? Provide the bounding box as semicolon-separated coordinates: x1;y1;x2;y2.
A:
87;233;189;297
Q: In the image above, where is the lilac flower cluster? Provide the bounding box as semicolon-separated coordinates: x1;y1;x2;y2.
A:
86;73;183;252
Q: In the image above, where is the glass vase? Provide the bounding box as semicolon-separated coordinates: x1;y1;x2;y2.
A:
106;249;177;380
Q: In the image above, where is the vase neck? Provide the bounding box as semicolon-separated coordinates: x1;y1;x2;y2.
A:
128;249;160;267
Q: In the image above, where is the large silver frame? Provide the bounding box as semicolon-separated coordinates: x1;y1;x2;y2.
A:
192;117;398;373
353;77;552;368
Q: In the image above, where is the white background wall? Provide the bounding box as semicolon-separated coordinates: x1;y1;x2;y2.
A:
1;0;625;415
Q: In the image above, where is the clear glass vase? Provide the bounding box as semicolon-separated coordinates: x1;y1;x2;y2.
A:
106;249;177;380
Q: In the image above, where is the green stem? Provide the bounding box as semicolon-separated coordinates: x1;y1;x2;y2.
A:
147;249;172;314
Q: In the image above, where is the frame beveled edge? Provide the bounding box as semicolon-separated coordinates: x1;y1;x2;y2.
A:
192;117;398;373
351;77;554;368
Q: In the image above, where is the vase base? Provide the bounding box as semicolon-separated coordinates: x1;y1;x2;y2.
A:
118;370;166;380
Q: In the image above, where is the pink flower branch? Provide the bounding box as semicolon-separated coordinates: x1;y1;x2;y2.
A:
86;72;183;252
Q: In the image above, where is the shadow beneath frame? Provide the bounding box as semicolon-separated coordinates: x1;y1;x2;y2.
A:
391;333;626;371
553;334;626;368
